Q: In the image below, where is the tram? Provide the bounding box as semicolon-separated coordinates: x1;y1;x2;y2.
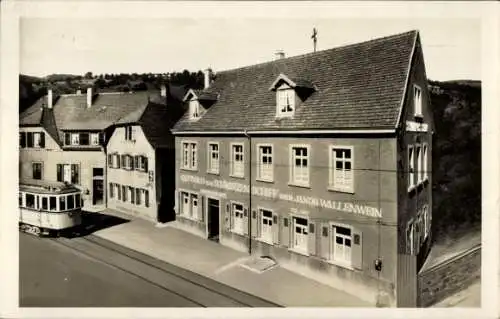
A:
19;178;83;236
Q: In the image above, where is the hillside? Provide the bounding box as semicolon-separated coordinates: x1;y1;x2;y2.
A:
428;80;481;242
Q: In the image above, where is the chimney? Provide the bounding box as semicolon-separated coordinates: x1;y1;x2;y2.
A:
47;89;53;109
76;88;82;95
204;68;211;89
160;84;167;97
86;87;92;108
274;50;285;60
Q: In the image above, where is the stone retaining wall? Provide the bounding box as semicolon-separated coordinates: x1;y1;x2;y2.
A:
417;245;481;307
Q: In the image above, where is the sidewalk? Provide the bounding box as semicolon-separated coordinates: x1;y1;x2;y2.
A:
91;209;370;307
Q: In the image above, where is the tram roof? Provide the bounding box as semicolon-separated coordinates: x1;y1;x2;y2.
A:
19;179;81;195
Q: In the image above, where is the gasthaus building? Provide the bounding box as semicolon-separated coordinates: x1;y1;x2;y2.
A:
172;30;433;307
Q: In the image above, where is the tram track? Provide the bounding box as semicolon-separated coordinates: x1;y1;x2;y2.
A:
49;234;281;308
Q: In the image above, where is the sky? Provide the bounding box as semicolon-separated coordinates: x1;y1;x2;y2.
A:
20;17;481;81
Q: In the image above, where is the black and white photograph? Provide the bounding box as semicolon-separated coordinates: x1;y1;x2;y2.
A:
0;1;498;318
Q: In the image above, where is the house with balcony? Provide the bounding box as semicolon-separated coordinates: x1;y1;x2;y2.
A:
19;86;171;212
172;30;434;307
106;84;186;222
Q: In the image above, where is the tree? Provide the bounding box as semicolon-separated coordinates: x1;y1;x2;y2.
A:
84;71;93;79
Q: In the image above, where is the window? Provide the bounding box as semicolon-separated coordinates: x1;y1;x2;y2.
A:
32;162;43;180
231;144;244;177
71;133;80;145
276;86;295;117
290;146;309;186
423;144;428;180
423;206;429;238
408;145;414;190
189;100;200;119
135;156;148;172
59;196;66;211
332;225;352;265
23;132;44;148
191;194;198;219
125;126;134;141
144;189;149;207
64;133;71;145
67;195;75;210
181;142;198;170
181;192;199;220
117;184;122;201
26;194;35;209
232;203;245;234
292;217;308;253
331;147;353;192
49;196;57;211
260;209;273;243
90;133;100;145
79;133;90;146
109;183;114;198
414;85;422;117
416;144;422;183
122;186;127;202
207;143;220;174
258;145;273;181
129;187;135;204
41;197;48;210
57;164;80;184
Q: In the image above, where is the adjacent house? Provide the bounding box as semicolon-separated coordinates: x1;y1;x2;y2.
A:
19;86;174;213
106;84;186;222
172;30;434;307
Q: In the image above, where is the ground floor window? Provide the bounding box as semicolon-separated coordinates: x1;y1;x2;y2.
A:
231;203;245;234
180;192;200;220
331;225;352;265
56;164;80;184
292;217;308;253
111;183;149;208
260;209;273;243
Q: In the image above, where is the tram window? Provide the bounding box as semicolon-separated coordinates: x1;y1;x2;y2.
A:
49;196;57;211
59;196;66;211
67;195;75;210
75;194;81;208
19;193;23;207
26;194;35;209
41;197;48;210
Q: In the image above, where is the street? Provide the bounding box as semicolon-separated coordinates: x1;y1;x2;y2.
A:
19;232;278;307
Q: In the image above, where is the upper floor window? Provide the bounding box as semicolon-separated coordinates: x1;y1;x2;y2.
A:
20;132;45;149
181;141;198;170
276;86;295;117
414;85;422;117
125;126;134;141
423;143;428;181
207;143;220;174
330;147;354;193
56;163;80;184
91;133;100;145
257;145;273;182
189;100;200;119
290;146;309;187
64;132;103;146
408;145;415;190
134;155;149;172
416;144;422;183
231;144;244;178
32;162;43;180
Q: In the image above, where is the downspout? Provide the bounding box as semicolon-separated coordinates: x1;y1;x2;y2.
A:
244;129;252;255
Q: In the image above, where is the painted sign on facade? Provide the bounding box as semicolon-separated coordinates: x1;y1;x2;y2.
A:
180;174;382;218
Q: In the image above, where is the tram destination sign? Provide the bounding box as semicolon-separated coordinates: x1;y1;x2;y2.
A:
180;174;382;218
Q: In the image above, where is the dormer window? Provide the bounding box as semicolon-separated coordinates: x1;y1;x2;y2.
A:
189;100;200;119
277;85;295;117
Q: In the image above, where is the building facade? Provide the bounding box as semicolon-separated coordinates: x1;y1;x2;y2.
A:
106;86;186;222
172;31;433;307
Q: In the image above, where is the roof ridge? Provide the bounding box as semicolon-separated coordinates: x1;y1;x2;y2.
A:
215;30;418;76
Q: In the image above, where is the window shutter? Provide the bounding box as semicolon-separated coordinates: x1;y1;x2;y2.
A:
108;155;112;168
225;203;231;230
40;133;45;148
56;164;63;182
121;155;126;169
320;223;330;260
27;132;34;148
20;132;26;148
352;227;363;270
117;185;121;200
272;213;279;245
116;154;121;168
99;132;105;145
64;133;70;145
134;156;139;170
199;196;205;222
243;208;248;235
130;187;135;204
71;164;79;184
308;220;316;256
145;190;149;207
251;210;257;238
174;190;179;215
281;217;289;247
144;157;148;172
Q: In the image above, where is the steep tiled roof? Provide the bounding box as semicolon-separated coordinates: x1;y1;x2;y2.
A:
174;30;419;132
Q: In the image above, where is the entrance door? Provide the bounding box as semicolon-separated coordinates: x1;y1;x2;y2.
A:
207;198;220;242
92;168;104;205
